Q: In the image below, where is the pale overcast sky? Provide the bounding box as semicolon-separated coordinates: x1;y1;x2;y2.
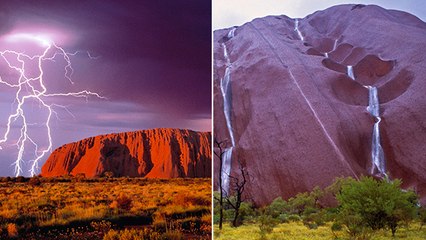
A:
213;0;426;30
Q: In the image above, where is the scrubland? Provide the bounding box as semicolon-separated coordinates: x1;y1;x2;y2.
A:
0;176;211;239
214;176;426;240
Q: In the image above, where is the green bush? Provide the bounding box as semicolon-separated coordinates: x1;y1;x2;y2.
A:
303;221;318;229
288;214;301;222
336;176;418;236
302;209;326;227
258;214;278;239
265;197;287;218
277;213;289;223
287;192;315;215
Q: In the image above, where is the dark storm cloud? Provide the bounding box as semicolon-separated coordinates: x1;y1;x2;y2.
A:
1;0;211;117
0;0;210;176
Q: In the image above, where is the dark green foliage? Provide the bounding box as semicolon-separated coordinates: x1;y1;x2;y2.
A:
287;192;315;215
265;197;287;218
287;214;301;222
239;202;255;223
302;208;326;227
257;213;278;239
277;213;289;223
336;176;417;236
219;196;254;226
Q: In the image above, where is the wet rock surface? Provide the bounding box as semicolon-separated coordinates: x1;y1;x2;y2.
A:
214;4;426;205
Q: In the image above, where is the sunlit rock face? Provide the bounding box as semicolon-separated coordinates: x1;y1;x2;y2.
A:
41;129;211;178
214;4;426;205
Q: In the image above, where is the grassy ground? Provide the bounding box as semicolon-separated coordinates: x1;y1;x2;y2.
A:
0;177;211;239
214;221;426;240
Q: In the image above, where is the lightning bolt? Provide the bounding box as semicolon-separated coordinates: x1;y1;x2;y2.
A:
0;34;105;177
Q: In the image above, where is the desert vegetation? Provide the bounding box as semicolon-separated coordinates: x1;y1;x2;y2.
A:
214;176;426;239
0;175;211;239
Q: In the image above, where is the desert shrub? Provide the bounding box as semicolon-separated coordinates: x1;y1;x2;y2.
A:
7;223;18;238
56;207;76;220
153;214;167;232
257;213;278;239
29;177;41;186
0;177;8;182
239;202;255;222
322;207;338;222
103;228;161;240
302;208;326;228
277;213;289;223
302;206;318;216
160;230;183;240
288;214;301;222
287;192;315;215
103;171;114;178
265;197;288;218
90;220;112;233
173;193;210;207
338;213;372;239
223;209;234;222
200;214;212;234
336;176;417;236
15;176;27;183
103;229;119;240
73;173;86;182
115;193;133;212
303;221;318;229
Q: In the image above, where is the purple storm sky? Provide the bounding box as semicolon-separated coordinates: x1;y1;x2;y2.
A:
0;1;211;176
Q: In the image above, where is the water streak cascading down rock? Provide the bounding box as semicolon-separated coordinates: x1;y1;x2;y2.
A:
367;86;387;178
220;28;237;194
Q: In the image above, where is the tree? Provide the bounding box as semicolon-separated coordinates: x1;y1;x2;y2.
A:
265;197;288;218
336;176;417;236
287;192;315;215
225;158;249;227
213;138;226;230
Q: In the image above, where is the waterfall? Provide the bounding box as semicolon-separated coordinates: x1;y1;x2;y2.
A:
347;69;386;178
347;65;355;80
294;19;304;41
367;86;379;117
220;28;237;194
333;39;338;51
372;117;386;177
220;64;235;147
228;28;236;38
221;147;233;195
325;39;338;58
366;86;387;178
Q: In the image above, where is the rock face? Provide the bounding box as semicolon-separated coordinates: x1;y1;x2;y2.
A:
214;4;426;205
41;129;211;178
